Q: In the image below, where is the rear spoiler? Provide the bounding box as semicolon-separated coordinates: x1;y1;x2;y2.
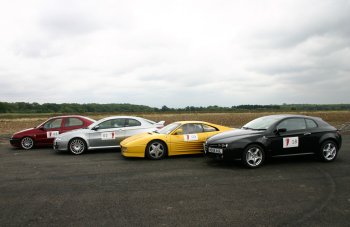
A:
155;121;165;128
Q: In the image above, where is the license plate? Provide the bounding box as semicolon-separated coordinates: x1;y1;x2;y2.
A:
208;147;223;154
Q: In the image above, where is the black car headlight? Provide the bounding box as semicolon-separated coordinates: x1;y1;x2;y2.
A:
217;143;228;148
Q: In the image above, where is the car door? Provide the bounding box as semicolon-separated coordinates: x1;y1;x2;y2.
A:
88;118;126;148
269;118;308;156
36;118;64;145
169;123;207;155
302;118;321;152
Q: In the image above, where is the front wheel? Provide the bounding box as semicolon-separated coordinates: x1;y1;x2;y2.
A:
145;140;167;160
319;140;338;162
69;138;86;155
21;137;34;150
242;144;265;168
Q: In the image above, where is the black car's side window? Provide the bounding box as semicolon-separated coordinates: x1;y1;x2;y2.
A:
306;119;318;129
277;118;306;132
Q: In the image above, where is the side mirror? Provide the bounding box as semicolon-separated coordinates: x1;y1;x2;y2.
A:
92;125;100;131
174;128;183;135
38;126;45;130
275;128;287;134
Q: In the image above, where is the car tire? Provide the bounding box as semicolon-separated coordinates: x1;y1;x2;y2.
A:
242;144;265;168
145;140;167;160
69;138;87;155
319;140;338;162
21;137;34;150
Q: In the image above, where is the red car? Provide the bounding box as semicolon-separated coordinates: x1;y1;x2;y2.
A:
10;115;95;150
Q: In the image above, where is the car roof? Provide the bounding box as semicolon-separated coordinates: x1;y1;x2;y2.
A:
98;116;145;121
263;114;322;121
174;121;213;124
48;115;96;121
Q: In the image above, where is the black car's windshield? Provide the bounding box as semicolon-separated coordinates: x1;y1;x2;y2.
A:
157;122;181;134
242;116;281;130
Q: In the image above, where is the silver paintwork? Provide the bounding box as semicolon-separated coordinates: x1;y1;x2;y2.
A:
54;116;164;151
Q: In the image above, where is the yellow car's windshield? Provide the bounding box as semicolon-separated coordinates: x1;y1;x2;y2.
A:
157;123;181;134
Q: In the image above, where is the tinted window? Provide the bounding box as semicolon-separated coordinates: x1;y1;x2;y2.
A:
202;124;218;132
98;119;125;129
44;118;62;129
65;118;83;127
126;119;141;127
306;119;318;128
178;123;203;134
277;118;306;131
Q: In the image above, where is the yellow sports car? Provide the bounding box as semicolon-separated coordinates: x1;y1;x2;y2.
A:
121;121;232;160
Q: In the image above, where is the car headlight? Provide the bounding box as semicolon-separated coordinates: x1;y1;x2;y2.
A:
217;143;228;148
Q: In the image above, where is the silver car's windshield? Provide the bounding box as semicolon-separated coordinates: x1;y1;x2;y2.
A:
242;116;281;130
157;123;181;134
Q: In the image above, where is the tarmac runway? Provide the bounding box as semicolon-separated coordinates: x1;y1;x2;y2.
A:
0;136;349;226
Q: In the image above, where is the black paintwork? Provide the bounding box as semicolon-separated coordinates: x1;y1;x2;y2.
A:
205;114;342;160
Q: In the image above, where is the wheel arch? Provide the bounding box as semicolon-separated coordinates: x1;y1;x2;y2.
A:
243;142;266;153
20;136;35;148
320;137;339;149
68;137;88;149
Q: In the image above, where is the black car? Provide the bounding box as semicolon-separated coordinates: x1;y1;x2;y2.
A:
205;115;342;168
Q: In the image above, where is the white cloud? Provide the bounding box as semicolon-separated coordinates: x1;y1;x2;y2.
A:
0;0;349;107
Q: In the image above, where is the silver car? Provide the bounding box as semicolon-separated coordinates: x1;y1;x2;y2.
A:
53;116;164;155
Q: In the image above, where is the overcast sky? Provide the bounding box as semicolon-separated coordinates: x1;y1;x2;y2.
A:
0;0;349;107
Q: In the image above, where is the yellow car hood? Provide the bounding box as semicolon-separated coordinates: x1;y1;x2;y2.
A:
121;132;165;146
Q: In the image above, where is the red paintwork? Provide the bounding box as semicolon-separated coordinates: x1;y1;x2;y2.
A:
10;115;95;148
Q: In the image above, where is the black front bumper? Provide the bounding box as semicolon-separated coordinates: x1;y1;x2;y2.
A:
205;146;242;160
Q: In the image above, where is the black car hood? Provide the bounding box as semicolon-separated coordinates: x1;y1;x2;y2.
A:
208;129;263;143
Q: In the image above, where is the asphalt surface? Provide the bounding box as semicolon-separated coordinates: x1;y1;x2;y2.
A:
0;136;349;227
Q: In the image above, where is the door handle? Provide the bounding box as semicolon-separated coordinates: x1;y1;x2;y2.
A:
304;132;311;135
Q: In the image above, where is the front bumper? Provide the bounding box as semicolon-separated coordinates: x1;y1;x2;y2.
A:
53;139;69;151
9;138;21;147
205;144;242;160
120;145;146;158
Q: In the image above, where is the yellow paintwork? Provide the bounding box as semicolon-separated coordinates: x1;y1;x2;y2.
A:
121;121;232;158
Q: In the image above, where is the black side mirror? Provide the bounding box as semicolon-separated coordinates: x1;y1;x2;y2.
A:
38;126;45;130
92;125;100;131
274;128;287;134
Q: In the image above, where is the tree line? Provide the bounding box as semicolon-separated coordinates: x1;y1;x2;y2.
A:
0;102;349;113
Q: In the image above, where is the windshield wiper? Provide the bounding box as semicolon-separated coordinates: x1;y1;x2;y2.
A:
242;127;253;130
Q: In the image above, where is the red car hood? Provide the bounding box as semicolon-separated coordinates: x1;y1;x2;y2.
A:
12;128;41;137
